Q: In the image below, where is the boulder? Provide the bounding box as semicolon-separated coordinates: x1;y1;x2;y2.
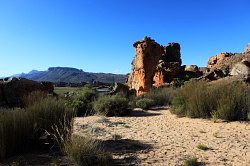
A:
230;59;250;78
0;77;54;107
185;65;199;72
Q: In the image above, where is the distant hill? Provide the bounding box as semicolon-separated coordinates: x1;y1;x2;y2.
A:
11;67;126;83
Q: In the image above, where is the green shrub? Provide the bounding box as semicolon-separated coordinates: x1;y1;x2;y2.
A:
184;157;200;166
144;87;175;106
216;83;249;121
136;98;155;109
197;144;209;151
0;97;75;160
171;80;250;121
64;135;110;166
67;86;98;116
93;95;130;116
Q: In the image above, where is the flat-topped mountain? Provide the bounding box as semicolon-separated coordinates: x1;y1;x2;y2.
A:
12;67;126;83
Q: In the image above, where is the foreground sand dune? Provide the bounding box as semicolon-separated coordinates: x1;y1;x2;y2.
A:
74;109;250;166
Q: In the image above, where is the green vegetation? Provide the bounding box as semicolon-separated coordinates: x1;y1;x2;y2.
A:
171;80;250;121
136;98;155;110
93;95;130;116
197;144;210;151
66;86;98;116
112;134;122;141
0;91;111;165
64;135;111;166
0;97;75;160
134;87;175;109
184;157;200;166
54;87;83;96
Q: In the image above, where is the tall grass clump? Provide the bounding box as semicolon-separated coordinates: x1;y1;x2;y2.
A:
144;87;176;106
27;98;75;144
171;79;250;121
93;95;130;116
66;85;98;116
134;87;175;109
0;97;75;160
64;135;111;166
0;108;33;160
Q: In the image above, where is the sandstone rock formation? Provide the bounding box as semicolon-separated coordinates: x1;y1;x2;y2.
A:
203;45;250;81
245;43;250;53
127;37;182;95
0;77;54;107
207;52;232;69
185;65;199;72
230;59;250;78
127;37;164;95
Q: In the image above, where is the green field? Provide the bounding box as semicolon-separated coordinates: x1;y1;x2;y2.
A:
54;87;83;95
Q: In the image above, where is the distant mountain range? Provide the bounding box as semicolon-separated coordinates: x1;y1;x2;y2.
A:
9;67;126;83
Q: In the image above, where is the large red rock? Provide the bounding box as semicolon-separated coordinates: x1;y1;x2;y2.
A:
127;37;182;95
127;37;164;95
207;53;231;69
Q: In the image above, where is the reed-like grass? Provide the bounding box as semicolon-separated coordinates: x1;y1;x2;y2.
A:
171;80;250;121
0;97;75;160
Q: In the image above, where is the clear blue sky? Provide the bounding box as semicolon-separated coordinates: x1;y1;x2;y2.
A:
0;0;250;76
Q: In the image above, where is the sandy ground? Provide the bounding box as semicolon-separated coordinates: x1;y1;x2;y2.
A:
74;108;250;166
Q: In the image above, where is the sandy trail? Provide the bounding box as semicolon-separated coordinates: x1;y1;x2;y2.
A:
74;109;250;166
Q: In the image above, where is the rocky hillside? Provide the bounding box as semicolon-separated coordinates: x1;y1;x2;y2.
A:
14;67;126;84
203;44;250;81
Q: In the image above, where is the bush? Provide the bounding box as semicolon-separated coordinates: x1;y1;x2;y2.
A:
171;80;250;121
136;98;155;110
93;95;130;116
184;157;200;166
144;87;175;106
67;86;98;116
0;97;75;160
64;135;111;166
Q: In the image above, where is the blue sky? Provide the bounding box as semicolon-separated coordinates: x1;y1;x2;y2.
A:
0;0;250;76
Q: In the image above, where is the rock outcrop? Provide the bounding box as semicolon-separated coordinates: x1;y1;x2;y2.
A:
0;77;54;107
230;59;250;78
127;37;182;95
207;52;233;69
203;45;250;81
245;43;250;53
127;37;164;95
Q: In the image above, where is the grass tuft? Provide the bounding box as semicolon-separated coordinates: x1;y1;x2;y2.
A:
197;144;209;151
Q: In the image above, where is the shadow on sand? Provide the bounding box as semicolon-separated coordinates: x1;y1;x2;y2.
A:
127;110;162;117
102;139;153;165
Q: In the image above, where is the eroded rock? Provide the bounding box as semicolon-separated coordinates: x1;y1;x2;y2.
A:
244;43;250;53
127;37;182;95
230;59;250;78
